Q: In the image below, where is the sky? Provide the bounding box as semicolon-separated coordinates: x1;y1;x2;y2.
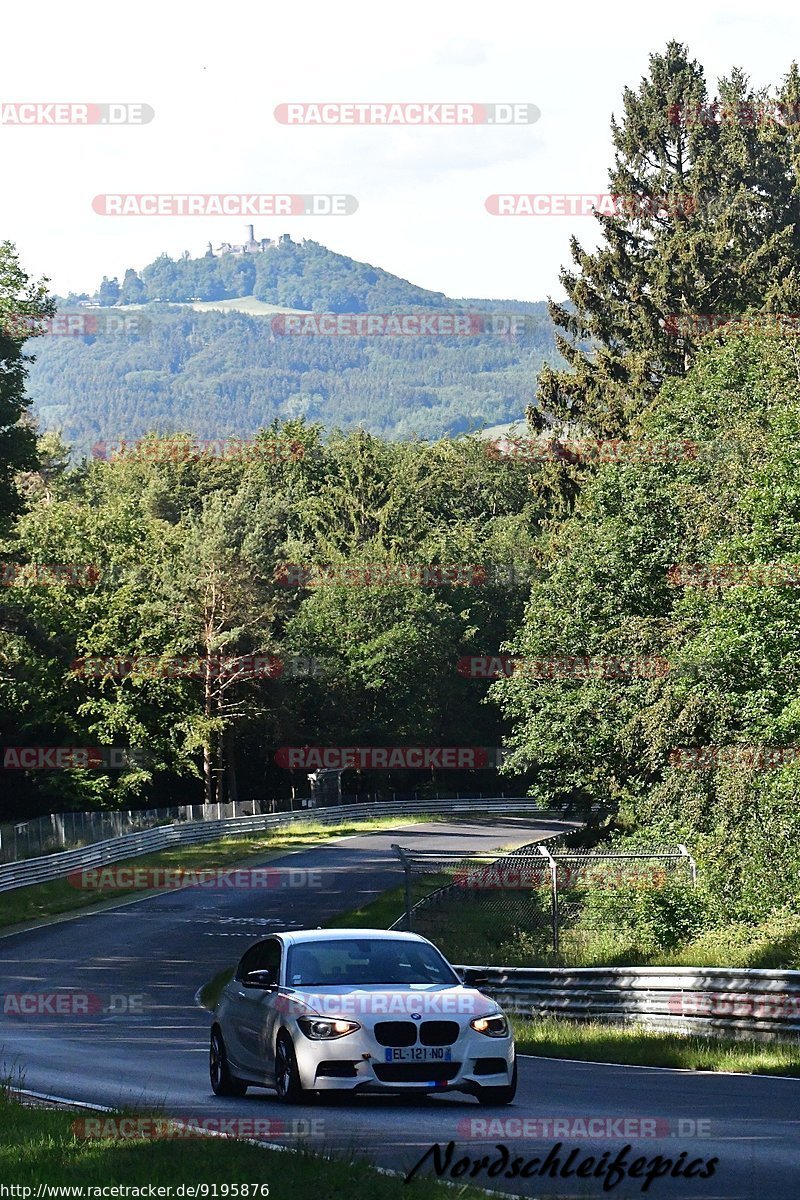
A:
2;0;799;303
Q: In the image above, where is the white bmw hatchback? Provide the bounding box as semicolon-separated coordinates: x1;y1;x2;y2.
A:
210;928;516;1104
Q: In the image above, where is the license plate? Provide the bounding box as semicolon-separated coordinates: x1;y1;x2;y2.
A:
384;1047;452;1062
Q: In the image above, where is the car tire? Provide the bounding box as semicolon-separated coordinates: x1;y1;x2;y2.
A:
475;1057;517;1106
274;1030;307;1104
210;1026;248;1097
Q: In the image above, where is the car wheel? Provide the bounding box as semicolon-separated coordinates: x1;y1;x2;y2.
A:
475;1057;517;1106
274;1030;307;1104
210;1027;248;1097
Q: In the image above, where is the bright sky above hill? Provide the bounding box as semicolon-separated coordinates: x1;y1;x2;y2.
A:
3;0;799;302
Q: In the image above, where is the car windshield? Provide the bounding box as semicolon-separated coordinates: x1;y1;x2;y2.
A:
286;938;460;988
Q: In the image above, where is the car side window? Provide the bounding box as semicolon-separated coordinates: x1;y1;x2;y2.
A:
256;939;282;985
235;939;282;983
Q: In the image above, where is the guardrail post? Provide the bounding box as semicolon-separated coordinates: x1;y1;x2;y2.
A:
391;844;413;931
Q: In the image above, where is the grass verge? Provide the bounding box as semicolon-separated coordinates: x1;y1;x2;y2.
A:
0;814;435;933
513;1014;800;1076
0;1092;484;1195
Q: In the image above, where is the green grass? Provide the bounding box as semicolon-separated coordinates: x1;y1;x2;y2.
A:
522;908;800;970
656;910;800;969
513;1014;800;1076
188;298;311;316
200;966;236;1010
0;814;434;932
123;298;313;316
310;875;553;966
0;1093;485;1195
331;874;454;931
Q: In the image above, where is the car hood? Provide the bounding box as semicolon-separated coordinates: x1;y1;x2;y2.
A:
276;983;499;1022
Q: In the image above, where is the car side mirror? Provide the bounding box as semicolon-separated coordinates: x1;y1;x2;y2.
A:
243;970;278;989
462;968;489;988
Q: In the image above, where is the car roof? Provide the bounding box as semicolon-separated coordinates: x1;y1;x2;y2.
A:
277;928;430;947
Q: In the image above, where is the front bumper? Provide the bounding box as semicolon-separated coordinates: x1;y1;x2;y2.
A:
292;1025;515;1094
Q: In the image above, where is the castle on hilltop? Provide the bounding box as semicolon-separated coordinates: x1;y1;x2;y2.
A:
206;226;293;257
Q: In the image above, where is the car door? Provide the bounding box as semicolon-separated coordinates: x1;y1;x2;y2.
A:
233;937;283;1080
222;943;267;1074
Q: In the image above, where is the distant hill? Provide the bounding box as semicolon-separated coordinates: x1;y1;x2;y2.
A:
28;238;563;454
72;236;452;312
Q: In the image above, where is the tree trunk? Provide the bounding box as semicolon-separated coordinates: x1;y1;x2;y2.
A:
227;734;239;804
203;744;212;806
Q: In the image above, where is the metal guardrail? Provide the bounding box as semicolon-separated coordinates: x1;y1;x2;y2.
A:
0;800;573;894
455;964;800;1042
0;793;549;863
0;806;185;865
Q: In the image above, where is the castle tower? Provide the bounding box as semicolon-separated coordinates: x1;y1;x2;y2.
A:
245;224;256;244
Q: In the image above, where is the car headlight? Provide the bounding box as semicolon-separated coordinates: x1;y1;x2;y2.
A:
296;1017;361;1040
470;1012;509;1038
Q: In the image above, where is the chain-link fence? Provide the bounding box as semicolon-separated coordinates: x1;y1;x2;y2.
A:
390;841;697;959
0;806;179;863
0;800;284;863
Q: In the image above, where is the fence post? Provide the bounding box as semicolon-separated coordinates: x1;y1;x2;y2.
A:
678;844;697;888
538;844;558;953
391;844;413;931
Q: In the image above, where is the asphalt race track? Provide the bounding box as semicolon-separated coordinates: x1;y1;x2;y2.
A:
1;817;799;1199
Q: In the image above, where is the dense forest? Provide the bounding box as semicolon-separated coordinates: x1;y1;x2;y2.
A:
26;304;559;454
0;422;543;816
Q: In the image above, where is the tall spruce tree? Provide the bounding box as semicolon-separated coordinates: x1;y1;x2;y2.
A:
534;43;800;440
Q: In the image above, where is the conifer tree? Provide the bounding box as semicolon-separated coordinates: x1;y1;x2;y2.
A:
534;43;800;439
